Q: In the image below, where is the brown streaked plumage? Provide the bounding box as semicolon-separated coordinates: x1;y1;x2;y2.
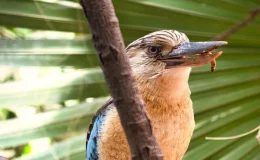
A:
86;30;227;160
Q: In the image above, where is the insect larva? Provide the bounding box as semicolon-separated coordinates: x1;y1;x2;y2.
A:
202;51;221;72
211;59;216;72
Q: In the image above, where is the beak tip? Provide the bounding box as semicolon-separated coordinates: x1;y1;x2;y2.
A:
215;41;228;47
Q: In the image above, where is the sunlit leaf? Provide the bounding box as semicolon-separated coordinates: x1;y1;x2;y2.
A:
0;97;107;148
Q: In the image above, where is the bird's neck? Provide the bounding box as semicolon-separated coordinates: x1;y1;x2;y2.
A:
136;67;192;115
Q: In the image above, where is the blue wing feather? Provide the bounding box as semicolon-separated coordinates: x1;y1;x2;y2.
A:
86;113;105;160
86;99;114;160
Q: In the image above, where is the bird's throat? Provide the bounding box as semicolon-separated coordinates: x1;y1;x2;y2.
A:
137;67;191;104
135;67;193;119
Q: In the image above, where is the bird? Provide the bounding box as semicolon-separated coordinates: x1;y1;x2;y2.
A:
86;30;227;160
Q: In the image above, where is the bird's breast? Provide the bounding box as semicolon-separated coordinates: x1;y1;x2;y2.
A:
97;95;195;160
147;96;195;160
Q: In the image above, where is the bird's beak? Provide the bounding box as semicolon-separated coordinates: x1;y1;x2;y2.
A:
159;41;228;68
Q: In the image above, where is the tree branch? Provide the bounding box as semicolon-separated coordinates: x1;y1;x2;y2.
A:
211;8;260;41
79;0;163;159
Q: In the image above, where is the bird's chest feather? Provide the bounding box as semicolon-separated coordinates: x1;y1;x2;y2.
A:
147;96;195;160
98;96;194;160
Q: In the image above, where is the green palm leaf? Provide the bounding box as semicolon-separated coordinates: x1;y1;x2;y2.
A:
0;0;259;159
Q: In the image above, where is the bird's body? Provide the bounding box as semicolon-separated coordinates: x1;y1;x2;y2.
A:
86;30;227;160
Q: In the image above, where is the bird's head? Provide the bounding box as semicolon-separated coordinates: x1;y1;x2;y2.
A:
126;30;227;99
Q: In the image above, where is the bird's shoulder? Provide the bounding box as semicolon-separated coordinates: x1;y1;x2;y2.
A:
86;98;115;159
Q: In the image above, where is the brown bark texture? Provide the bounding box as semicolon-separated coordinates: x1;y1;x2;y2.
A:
79;0;163;159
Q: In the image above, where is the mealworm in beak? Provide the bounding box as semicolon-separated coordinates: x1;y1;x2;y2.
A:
211;59;216;72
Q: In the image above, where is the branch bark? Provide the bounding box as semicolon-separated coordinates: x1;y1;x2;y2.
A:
211;8;260;41
79;0;163;159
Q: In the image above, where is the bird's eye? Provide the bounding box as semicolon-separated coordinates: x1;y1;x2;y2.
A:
148;46;159;53
147;46;161;57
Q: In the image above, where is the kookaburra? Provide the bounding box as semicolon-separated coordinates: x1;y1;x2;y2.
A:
86;30;227;160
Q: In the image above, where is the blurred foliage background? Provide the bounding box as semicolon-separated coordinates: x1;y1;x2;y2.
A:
0;0;260;159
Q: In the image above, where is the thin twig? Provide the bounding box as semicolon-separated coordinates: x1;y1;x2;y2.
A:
206;125;260;140
211;8;260;41
257;128;260;144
